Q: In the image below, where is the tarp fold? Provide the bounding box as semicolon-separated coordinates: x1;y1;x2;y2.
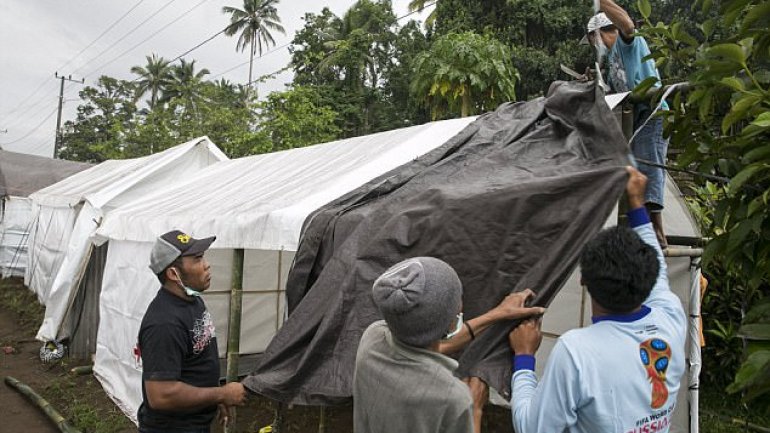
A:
244;81;631;404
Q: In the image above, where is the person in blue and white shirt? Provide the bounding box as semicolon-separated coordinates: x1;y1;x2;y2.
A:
509;167;686;433
583;0;670;248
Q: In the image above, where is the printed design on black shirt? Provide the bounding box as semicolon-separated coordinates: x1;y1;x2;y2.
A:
639;338;671;408
192;310;216;354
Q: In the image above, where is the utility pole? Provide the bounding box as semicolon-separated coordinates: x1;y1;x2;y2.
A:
54;72;84;158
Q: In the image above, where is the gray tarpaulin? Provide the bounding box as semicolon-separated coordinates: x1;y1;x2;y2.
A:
0;150;92;198
243;81;631;405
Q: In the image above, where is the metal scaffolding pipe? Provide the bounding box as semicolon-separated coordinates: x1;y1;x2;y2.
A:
688;257;703;433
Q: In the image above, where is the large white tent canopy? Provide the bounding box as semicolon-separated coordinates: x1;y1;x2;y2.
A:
30;96;701;432
25;137;227;345
91;117;479;422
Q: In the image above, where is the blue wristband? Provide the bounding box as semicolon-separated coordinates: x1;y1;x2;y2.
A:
627;206;650;228
513;354;536;372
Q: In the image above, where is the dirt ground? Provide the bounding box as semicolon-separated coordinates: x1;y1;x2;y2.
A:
0;277;515;433
1;308;62;433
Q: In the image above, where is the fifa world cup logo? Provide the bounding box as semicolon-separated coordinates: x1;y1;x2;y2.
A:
639;338;671;409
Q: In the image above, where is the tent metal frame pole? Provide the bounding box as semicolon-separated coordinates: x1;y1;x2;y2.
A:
225;248;244;433
688;256;703;433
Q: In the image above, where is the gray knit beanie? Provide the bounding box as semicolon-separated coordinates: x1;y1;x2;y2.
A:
372;257;463;347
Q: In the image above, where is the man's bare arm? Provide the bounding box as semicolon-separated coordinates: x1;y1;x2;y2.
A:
600;0;635;38
439;289;545;355
145;380;246;412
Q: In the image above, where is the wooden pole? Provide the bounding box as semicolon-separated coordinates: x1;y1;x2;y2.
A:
69;365;92;376
318;406;327;433
224;248;245;433
4;376;82;433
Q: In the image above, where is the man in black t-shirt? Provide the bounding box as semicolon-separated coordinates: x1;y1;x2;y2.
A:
137;230;246;433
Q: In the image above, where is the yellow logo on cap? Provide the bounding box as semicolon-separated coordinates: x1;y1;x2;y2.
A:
177;234;191;244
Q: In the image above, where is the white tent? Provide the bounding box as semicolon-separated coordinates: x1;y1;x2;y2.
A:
25;137;227;347
0;151;91;278
88;110;701;431
91;118;478;422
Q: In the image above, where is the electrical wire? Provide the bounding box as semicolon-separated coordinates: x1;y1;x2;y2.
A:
87;0;212;79
166;18;246;66
2;82;80;132
72;0;179;77
58;0;148;73
396;0;437;20
1;82;60;128
7;1;438;145
2;1;145;119
210;42;289;80
0;107;58;146
208;3;436;81
0;80;55;119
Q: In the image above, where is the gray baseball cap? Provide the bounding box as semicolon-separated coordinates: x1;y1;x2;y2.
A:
149;230;216;275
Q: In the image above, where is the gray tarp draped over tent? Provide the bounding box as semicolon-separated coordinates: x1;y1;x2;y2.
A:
1;150;92;278
243;81;631;405
0;150;92;198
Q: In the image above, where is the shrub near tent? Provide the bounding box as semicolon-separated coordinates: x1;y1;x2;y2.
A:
637;0;770;406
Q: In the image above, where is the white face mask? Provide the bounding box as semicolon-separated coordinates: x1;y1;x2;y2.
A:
173;268;201;298
442;312;464;340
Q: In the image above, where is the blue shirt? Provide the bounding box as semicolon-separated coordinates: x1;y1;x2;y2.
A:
607;34;668;112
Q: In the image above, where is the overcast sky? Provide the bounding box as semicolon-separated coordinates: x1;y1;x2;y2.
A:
0;0;432;157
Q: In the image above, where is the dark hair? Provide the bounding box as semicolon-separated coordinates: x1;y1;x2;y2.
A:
157;257;184;284
580;226;659;313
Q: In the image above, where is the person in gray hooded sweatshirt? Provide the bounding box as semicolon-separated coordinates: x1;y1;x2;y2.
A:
353;257;544;433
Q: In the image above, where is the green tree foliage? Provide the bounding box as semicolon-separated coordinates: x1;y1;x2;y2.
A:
410;31;518;118
408;0;437;28
223;0;286;89
641;0;770;405
256;85;341;151
290;1;426;136
428;0;688;100
130;54;173;109
162;59;211;112
430;0;592;100
60;67;266;161
59;76;137;162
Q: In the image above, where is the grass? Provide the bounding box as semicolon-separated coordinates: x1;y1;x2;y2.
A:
0;277;44;337
45;374;133;433
700;386;770;433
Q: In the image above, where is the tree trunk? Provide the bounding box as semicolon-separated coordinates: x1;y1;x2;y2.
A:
248;36;255;93
461;85;472;117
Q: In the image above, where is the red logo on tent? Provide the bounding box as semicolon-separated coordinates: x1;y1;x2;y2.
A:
133;344;142;369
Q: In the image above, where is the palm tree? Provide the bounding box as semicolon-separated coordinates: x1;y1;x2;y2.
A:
408;0;438;27
130;54;173;109
163;59;210;112
222;0;286;90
